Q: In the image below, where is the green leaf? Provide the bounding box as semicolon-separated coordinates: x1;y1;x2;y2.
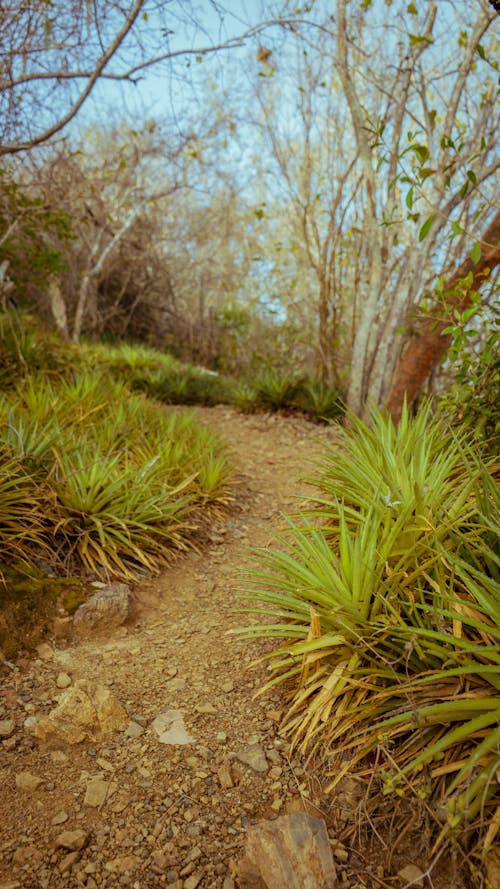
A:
471;241;482;265
419;214;435;241
407;2;417;13
406;187;414;210
477;44;486;60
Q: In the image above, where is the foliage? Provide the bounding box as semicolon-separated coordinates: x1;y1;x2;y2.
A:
293;379;344;422
234;372;344;422
438;310;500;455
239;403;500;853
0;168;73;295
132;364;238;408
0;310;81;387
0;357;232;580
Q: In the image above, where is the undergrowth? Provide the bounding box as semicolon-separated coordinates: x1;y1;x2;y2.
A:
239;402;500;867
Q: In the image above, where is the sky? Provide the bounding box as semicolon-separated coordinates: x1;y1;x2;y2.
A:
82;1;268;130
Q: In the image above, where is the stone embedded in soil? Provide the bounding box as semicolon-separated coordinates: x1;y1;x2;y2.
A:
55;830;90;851
0;719;15;738
55;672;72;689
217;760;235;789
237;812;338;889
59;850;81;873
15;771;43;791
72;583;130;638
124;720;144;738
34;680;127;744
104;855;140;873
36;643;53;660
83;778;110;807
152;708;195;745
236;744;269;774
397;864;425;887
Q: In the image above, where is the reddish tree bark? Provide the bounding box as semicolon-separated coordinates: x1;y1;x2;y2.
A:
386;211;500;421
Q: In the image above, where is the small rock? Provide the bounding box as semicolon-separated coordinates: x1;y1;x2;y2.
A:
217;761;234;790
15;771;43;791
221;681;234;693
56;672;72;689
23;716;38;734
55;830;89;851
36;643;53;660
84;778;109;807
153;708;195;745
96;757;114;772
166;677;186;691
398;864;424;887
105;855;139;873
151;851;171;873
50;750;68;763
59;851;81;873
184;873;203;889
51;811;69;826
0;719;15;738
331;842;349;863
35;680;127;745
73;583;130;638
12;846;37;866
236;744;268;774
124;721;144;738
195;703;218;715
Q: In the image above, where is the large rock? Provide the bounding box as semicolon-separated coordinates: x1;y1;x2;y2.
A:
72;583;130;638
237;813;338;889
35;680;127;745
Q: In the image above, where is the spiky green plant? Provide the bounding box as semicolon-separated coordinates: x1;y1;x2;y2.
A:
293;379;344;422
252;370;305;411
240;403;500;853
0;448;47;561
1;371;232;579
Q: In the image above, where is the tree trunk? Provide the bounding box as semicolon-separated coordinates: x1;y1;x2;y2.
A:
48;276;69;339
386;211;500;421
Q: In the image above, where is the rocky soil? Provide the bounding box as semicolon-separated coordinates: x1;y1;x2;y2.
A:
0;407;472;889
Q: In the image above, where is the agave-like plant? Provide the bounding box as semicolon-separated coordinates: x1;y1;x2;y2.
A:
1;368;233;578
240;403;500;853
0;447;48;561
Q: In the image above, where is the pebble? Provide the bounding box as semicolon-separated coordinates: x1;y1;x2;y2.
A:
0;719;15;738
55;672;72;689
235;744;268;774
398;864;425;886
124;721;144;738
84;778;109;807
15;771;43;791
55;830;90;851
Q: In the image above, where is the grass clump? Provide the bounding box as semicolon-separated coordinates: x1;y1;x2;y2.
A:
239;402;499;857
1;372;232;581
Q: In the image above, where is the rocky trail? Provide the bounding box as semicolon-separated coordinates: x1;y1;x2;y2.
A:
0;407;469;889
0;407;346;889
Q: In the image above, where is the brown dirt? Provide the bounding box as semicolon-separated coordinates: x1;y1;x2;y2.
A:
0;406;477;889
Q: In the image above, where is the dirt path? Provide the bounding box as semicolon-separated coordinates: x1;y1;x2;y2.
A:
0;407;339;889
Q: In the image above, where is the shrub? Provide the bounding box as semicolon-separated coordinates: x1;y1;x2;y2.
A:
1;374;232;580
239;403;499;854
